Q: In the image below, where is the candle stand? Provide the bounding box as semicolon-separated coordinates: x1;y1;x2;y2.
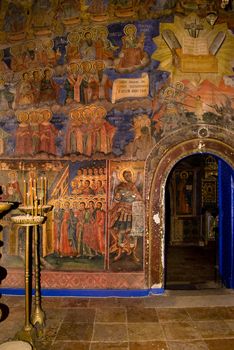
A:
10;175;51;348
0;201;33;349
32;223;45;329
11;215;45;348
19;205;52;331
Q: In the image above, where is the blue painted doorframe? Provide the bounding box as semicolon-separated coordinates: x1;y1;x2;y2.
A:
218;159;234;288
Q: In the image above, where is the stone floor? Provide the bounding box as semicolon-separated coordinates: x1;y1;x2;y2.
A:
1;289;234;350
166;245;218;289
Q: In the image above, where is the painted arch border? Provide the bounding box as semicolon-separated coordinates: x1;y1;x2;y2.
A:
145;125;234;290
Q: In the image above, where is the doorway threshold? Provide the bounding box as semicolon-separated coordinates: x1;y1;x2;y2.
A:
166;282;196;290
166;280;222;291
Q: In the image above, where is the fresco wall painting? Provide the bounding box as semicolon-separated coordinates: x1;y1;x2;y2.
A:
0;0;234;290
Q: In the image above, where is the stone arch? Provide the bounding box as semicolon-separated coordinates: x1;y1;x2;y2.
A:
145;124;234;290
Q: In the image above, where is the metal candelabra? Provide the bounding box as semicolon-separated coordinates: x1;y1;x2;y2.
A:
10;177;52;348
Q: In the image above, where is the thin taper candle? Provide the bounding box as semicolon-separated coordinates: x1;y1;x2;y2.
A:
35;197;38;216
23;180;26;206
33;179;37;201
29;178;32;204
44;177;47;205
40;177;43;204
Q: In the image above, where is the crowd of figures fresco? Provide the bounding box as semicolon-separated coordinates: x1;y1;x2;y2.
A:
0;160;144;271
0;0;234;276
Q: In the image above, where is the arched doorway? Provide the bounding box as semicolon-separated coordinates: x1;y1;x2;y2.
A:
165;154;220;290
146;133;234;293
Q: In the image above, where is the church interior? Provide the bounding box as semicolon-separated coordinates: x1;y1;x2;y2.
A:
165;154;220;290
0;0;234;349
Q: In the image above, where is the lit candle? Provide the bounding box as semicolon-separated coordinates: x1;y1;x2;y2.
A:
33;179;37;201
31;187;34;213
40;177;43;203
40;198;42;216
23;180;26;206
44;177;47;205
31;196;34;217
29;178;32;208
35;197;38;216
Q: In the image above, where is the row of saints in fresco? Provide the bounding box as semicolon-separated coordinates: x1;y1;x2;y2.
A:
0;12;233;160
0;160;144;272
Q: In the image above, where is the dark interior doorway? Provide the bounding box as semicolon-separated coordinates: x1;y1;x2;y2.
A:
165;154;221;290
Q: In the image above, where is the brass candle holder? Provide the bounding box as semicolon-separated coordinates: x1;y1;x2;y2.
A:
18;203;52;332
10;176;49;347
0;201;14;214
31;223;45;329
11;215;45;347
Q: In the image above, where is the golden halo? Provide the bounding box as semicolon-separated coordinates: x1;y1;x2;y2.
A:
118;168;136;183
82;29;94;41
16;111;29;123
82;107;92;121
70;108;82;121
42;39;54;50
174;81;184;91
97;26;108;37
68;31;81;44
123;24;137;36
8;170;17;179
21;70;31;81
43;67;54;77
32;69;42;79
81;60;92;73
94;60;105;71
78;200;88;207
26;41;36;51
68;62;78;73
42;109;52;122
163;87;175;99
62;200;70;209
180;171;188;179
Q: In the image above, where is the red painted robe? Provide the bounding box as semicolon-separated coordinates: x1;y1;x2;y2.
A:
39;122;58;155
83;208;97;251
95;209;105;254
58;210;73;256
15;123;32;155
